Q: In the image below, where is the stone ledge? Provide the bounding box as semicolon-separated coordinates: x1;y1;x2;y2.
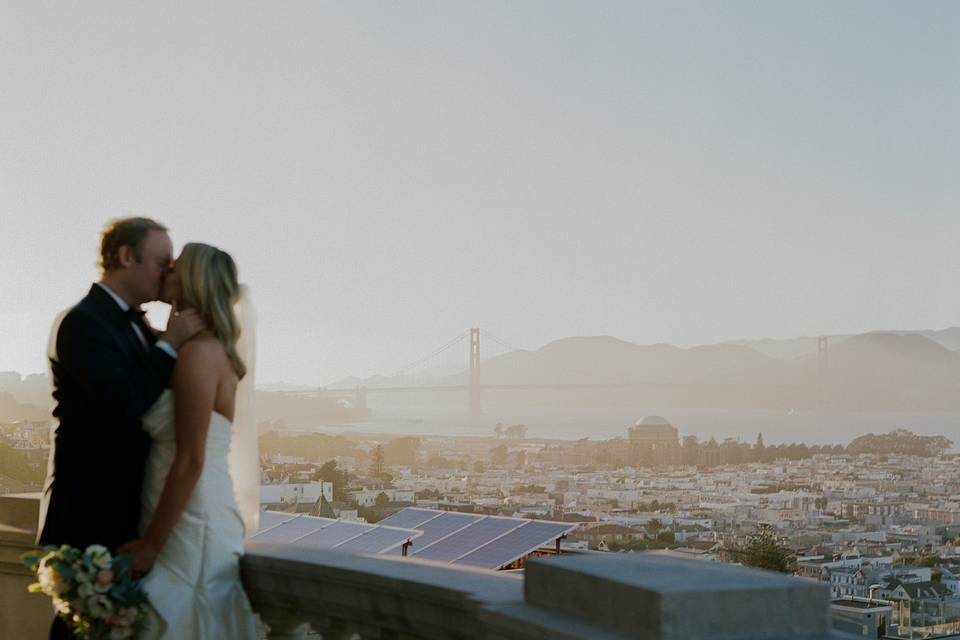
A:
243;542;524;640
0;493;42;532
525;553;832;640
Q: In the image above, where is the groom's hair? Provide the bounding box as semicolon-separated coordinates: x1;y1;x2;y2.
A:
99;217;168;274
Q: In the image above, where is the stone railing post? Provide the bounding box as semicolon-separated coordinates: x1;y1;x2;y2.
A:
0;493;49;640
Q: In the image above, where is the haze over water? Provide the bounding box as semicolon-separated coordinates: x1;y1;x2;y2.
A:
307;405;960;450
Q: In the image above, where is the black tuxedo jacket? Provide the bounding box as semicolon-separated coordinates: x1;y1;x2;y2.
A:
38;284;175;551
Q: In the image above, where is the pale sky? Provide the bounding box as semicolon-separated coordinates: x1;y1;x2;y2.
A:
1;2;958;386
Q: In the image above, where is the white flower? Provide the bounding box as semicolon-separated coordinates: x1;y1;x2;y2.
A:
85;545;112;570
92;567;114;593
37;562;66;597
52;598;70;615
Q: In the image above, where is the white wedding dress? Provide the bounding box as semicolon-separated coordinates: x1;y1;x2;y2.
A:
138;389;259;639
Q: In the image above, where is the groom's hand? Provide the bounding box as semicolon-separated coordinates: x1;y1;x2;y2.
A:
117;538;160;578
160;302;205;349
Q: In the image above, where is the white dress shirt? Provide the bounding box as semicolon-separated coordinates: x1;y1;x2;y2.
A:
96;283;177;359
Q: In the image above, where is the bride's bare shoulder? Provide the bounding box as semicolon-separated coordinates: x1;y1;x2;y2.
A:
177;333;228;367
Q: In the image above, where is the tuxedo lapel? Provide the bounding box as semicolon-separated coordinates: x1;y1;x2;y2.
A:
86;285;149;363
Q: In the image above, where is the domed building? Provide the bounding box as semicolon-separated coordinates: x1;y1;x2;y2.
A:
627;415;681;465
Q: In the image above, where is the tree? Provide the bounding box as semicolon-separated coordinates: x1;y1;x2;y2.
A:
740;525;795;574
472;460;486;473
647;518;663;537
846;429;953;457
316;460;351;501
513;450;528;469
369;444;385;478
755;433;765;450
422;454;453;470
490;444;508;466
383;437;420;467
681;435;701;466
375;491;390;509
494;423;503;439
505;424;528;440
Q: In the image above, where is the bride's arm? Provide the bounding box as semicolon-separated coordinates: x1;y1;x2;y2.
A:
119;339;219;576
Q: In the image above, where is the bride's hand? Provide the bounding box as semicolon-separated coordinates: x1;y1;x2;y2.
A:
161;301;205;349
117;537;161;578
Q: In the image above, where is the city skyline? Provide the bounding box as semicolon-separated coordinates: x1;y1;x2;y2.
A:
2;2;959;385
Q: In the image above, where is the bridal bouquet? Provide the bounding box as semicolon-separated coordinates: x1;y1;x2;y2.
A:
21;544;149;640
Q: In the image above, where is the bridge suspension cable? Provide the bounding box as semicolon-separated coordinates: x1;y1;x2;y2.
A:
388;330;470;378
482;330;525;356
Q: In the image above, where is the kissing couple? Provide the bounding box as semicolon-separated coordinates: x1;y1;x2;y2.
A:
38;217;261;639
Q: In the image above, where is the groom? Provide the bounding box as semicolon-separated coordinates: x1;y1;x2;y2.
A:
38;217;203;639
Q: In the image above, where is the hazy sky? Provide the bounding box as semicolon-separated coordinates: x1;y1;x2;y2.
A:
2;2;958;386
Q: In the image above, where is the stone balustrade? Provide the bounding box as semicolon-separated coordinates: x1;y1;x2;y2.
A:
1;493;857;639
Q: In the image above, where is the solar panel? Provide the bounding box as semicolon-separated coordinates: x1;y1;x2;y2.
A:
251;509;573;569
405;512;482;553
453;521;576;569
377;507;444;530
253;511;299;534
291;521;371;549
413;517;523;562
250;515;334;543
334;526;422;554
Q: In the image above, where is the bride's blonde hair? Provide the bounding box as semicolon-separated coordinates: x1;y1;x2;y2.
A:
176;242;247;380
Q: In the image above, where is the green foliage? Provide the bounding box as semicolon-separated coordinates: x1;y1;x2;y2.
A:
739;525;796;574
505;424;528;439
374;491;390;508
846;429;952;457
383;437;420;466
647;518;663;536
259;432;364;461
369;445;385;478
415;488;443;500
511;484;547;494
635;500;676;513
490;444;508;466
314;460;351;501
355;503;383;524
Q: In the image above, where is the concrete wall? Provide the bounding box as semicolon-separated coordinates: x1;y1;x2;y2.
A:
0;493;49;640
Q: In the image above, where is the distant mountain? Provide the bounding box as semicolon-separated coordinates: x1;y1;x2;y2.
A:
729;327;960;360
441;336;788;386
726;335;851;360
331;330;960;411
7;325;960;414
0;372;51;408
890;327;960;352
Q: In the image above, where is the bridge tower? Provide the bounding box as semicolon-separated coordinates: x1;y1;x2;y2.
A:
354;385;368;412
469;328;482;416
817;336;829;371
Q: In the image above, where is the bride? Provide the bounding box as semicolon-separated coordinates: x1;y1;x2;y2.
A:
118;242;260;639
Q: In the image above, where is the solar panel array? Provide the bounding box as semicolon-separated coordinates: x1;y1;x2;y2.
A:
378;508;579;569
250;512;422;554
252;508;579;570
